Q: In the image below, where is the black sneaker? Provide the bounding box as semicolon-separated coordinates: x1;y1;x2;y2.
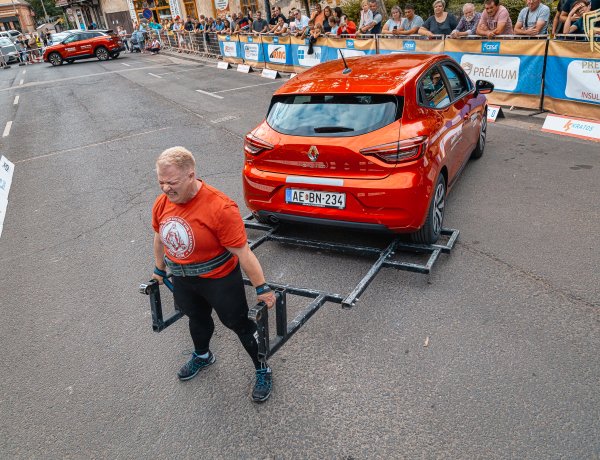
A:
177;351;216;381
252;367;272;402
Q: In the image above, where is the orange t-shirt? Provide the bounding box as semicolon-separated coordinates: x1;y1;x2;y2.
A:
152;181;247;279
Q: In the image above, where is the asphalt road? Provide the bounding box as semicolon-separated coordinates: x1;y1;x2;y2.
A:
0;53;598;459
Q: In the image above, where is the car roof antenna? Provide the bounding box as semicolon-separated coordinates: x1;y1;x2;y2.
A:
338;49;351;75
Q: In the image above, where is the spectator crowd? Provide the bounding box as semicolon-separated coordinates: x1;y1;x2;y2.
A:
126;0;599;48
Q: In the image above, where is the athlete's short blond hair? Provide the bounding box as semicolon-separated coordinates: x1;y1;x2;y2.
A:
156;146;196;171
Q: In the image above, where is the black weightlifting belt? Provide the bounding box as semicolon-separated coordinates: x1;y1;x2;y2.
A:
164;251;233;277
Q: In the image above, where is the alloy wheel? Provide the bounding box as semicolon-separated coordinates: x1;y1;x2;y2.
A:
432;181;445;236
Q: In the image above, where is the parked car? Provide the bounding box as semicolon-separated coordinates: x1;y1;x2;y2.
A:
243;53;493;244
0;30;22;42
0;37;19;63
43;30;125;66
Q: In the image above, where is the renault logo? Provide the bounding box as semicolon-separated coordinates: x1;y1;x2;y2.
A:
307;146;319;161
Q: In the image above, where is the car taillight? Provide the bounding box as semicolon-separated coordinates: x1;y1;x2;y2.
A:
244;133;274;156
360;136;428;163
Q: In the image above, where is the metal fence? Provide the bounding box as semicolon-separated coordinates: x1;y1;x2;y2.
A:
156;30;221;58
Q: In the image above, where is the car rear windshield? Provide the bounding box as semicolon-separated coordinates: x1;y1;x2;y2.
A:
266;94;402;137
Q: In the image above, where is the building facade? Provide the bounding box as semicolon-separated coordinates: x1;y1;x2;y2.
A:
0;0;36;33
55;0;105;31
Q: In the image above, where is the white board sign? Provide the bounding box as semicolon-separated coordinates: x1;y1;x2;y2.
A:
0;155;15;238
237;64;252;73
261;68;279;79
541;114;600;142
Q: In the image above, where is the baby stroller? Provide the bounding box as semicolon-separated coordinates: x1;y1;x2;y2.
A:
130;30;144;53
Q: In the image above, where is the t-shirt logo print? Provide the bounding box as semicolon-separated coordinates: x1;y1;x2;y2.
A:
160;217;195;259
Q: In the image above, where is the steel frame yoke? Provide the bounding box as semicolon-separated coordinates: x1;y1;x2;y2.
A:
244;216;459;360
139;217;458;363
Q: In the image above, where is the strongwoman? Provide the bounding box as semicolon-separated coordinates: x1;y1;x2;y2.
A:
151;146;276;402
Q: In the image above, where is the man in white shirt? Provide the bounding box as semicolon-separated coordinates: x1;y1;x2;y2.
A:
515;0;551;35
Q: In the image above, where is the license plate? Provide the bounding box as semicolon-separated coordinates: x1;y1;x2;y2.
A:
285;188;346;209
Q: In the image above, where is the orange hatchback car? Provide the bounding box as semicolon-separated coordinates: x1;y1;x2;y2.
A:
43;30;125;66
243;53;493;243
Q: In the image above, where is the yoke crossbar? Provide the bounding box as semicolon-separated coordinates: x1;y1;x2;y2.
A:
243;215;459;360
139;216;458;361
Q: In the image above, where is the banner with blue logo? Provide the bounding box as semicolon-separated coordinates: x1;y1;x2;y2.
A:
289;36;328;69
217;35;243;64
543;40;600;121
444;38;547;109
324;37;377;62
261;35;295;72
238;34;266;67
378;36;445;55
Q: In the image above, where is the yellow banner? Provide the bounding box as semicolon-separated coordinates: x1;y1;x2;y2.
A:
443;38;546;56
261;35;295;73
217;35;242;64
325;36;377;52
378;37;444;54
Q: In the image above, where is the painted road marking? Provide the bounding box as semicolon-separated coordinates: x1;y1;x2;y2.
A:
22;70;26;74
19;79;23;86
121;63;131;67
13;95;19;105
195;89;223;99
213;81;281;94
211;115;239;124
2;121;12;137
148;73;162;78
15;127;171;164
0;64;182;93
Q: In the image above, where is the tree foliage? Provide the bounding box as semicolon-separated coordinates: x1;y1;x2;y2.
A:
29;0;63;24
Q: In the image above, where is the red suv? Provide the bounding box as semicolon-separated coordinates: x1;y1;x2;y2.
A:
43;30;125;66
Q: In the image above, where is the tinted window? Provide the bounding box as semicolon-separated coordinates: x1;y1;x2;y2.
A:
0;38;13;46
441;64;469;99
267;94;402;137
420;67;450;109
63;34;78;44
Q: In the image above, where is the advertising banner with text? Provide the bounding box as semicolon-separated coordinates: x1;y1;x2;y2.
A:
378;36;444;55
238;34;266;68
218;35;242;64
324;36;377;61
288;36;328;72
261;35;295;72
444;38;546;109
543;40;600;121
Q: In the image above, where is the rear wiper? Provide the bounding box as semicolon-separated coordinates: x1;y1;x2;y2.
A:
313;126;354;133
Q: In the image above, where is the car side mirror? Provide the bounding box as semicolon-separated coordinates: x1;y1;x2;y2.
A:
475;80;494;97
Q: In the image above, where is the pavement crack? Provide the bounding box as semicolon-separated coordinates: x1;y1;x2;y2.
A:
460;241;599;310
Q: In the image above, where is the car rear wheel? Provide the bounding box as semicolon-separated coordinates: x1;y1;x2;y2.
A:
48;52;63;66
111;52;120;59
95;47;109;61
471;111;487;160
411;174;446;245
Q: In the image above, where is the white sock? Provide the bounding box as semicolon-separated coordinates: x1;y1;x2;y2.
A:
195;352;209;359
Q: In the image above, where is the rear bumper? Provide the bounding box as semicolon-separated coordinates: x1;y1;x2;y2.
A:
243;165;437;233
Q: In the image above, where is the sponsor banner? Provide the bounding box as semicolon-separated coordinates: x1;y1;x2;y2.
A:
543;40;600;121
238;35;265;68
261;35;294;72
290;36;327;71
541;114;600;142
324;36;377;61
217;35;243;64
378;37;444;54
0;155;15;238
444;38;546;109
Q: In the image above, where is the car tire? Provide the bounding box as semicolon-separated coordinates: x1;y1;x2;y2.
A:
111;52;120;59
65;59;74;64
95;46;109;61
48;52;63;66
471;110;487;160
411;174;446;245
